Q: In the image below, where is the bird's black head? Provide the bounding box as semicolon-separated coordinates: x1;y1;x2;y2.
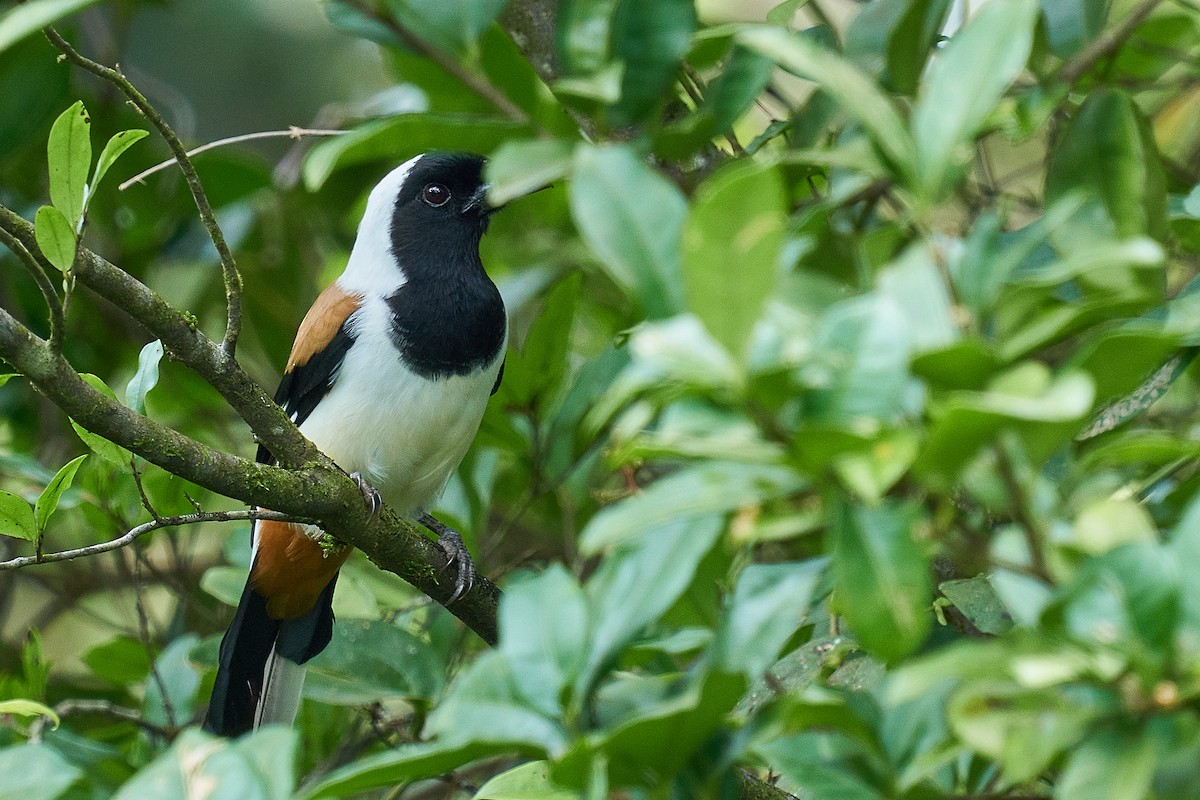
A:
391;152;495;242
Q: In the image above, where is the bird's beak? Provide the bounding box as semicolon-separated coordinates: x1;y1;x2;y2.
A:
463;184;499;217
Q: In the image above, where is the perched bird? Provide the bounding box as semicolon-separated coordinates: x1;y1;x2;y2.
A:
204;152;507;737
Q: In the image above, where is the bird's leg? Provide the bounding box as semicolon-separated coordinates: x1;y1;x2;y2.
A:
349;471;382;523
419;513;475;604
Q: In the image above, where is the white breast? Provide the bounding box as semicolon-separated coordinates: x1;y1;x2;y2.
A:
296;294;505;516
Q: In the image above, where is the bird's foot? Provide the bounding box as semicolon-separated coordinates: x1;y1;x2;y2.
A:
419;513;475;604
350;472;382;523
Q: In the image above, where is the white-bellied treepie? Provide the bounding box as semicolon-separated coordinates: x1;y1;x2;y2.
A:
204;152;506;736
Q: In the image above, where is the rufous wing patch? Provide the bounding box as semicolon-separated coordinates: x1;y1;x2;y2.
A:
250;519;351;619
287;283;361;372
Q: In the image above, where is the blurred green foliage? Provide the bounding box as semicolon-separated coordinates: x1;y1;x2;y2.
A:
3;0;1200;798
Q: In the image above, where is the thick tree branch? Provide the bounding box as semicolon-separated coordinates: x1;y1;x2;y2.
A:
0;257;499;642
44;27;244;357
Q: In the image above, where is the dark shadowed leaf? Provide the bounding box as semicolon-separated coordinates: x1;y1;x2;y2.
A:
608;0;696;124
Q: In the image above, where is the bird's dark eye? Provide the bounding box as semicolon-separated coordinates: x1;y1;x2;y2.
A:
422;183;450;207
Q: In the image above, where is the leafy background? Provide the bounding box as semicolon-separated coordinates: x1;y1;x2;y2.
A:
2;0;1200;798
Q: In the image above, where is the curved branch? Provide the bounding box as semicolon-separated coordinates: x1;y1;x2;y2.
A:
0;509;298;570
44;27;244;357
0;225;62;348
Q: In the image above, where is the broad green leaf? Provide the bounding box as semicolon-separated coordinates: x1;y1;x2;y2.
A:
47;100;91;229
143;634;201;728
303;114;528;190
939;576;1012;635
124;339;164;415
832;500;931;662
581;516;724;694
306;618;444;705
0;743;80;800
427;650;568;755
845;0;950;95
754;733;884;800
738;26;916;180
71;374;132;466
83;636;152;686
114;727;296;800
386;0;509;55
34;454;85;532
486;139;574;206
558;0;619;74
0;699;58;727
91;128;148;192
767;0;810;24
1046;89;1169;247
877;242;959;354
948;681;1100;784
0;0;103;54
714;558;827;679
34;204;76;273
580;462;803;553
500;566;589;717
911;0;1037;199
569;144;686;318
500;273;580;410
1042;0;1108;58
1056;725;1160;800
0;491;36;541
682;160;786;359
477;761;578;800
608;0;696;124
299;740;510;800
200;565;248;606
0;374;17;389
803;294;912;424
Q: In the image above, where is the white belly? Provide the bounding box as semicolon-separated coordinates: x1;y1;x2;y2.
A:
296;298;503;516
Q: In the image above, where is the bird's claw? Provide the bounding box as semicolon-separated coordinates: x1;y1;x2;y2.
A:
420;513;475;604
350;472;382;523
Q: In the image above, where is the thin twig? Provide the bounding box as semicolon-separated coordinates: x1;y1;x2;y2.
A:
0;509;297;570
346;0;531;126
27;698;177;743
993;443;1052;582
45;27;244;357
0;226;63;350
1055;0;1167;87
119;127;347;190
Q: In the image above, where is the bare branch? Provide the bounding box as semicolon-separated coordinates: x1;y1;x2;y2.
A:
1055;0;1168;87
28;698;178;743
44;27;245;357
0;510;297;571
119;127;346;190
0;226;62;349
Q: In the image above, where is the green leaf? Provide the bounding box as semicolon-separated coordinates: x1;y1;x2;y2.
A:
477;761;578;800
114;727;296;800
34;205;76;273
0;699;59;727
0;374;17;389
558;0;619;74
386;0;509;55
486;139;574;207
581;516;724;694
306;618;444;705
939;576;1012;635
1042;0;1108;58
298;740;509;800
911;0;1037;199
125;339;164;415
1046;89;1169;247
500;566;589;717
71;374;132;466
91;128;148;192
47;100;91;229
608;0;696;124
0;0;103;54
738;26;916;180
0;743;80;800
580;462;803;554
1056;724;1160;800
714;559;827;679
877;242;959;354
682;160;786;359
569;144;686;318
34;454;85;532
500;274;580;409
143;634;201;728
831;500;932;662
0;491;36;541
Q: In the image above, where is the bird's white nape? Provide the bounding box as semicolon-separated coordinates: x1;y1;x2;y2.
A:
336;153;424;298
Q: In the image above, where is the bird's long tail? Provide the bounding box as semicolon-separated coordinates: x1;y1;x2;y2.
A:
204;521;345;736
